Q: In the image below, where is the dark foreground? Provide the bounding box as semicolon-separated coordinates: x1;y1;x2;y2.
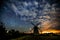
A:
0;23;60;40
11;33;60;40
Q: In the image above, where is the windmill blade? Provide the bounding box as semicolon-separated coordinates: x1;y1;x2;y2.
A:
36;22;41;26
25;19;35;26
30;22;35;26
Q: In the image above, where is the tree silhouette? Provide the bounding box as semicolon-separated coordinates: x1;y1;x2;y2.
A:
8;29;21;39
0;22;7;40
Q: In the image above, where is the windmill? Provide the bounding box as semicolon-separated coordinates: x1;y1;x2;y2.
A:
30;22;41;34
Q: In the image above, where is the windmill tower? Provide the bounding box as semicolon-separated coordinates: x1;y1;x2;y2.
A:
30;22;41;34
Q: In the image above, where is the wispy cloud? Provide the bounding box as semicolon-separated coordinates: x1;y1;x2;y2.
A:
5;0;60;31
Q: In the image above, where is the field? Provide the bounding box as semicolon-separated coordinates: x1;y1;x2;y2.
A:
11;33;60;40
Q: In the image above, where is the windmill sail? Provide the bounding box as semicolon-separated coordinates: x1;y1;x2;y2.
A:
30;22;41;34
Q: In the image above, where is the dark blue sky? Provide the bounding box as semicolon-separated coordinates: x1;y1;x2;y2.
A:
0;0;60;32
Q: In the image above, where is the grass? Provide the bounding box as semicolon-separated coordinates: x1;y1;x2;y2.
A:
11;34;60;40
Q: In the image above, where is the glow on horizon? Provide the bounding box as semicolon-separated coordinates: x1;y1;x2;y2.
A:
40;30;60;34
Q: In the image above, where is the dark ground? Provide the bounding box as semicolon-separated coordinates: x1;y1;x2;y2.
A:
11;33;60;40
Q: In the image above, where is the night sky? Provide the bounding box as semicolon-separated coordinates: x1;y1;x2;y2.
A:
0;0;60;32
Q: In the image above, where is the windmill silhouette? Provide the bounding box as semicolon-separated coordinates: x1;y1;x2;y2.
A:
30;22;41;34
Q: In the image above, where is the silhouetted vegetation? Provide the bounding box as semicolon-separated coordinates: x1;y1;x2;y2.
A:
0;22;33;40
0;22;7;40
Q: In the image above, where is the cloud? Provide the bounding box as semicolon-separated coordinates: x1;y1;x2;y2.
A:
41;20;52;30
6;0;60;30
23;2;28;6
7;1;38;21
33;1;38;6
43;15;51;19
11;4;19;15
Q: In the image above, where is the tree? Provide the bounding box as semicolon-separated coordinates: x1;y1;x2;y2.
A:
0;22;7;40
